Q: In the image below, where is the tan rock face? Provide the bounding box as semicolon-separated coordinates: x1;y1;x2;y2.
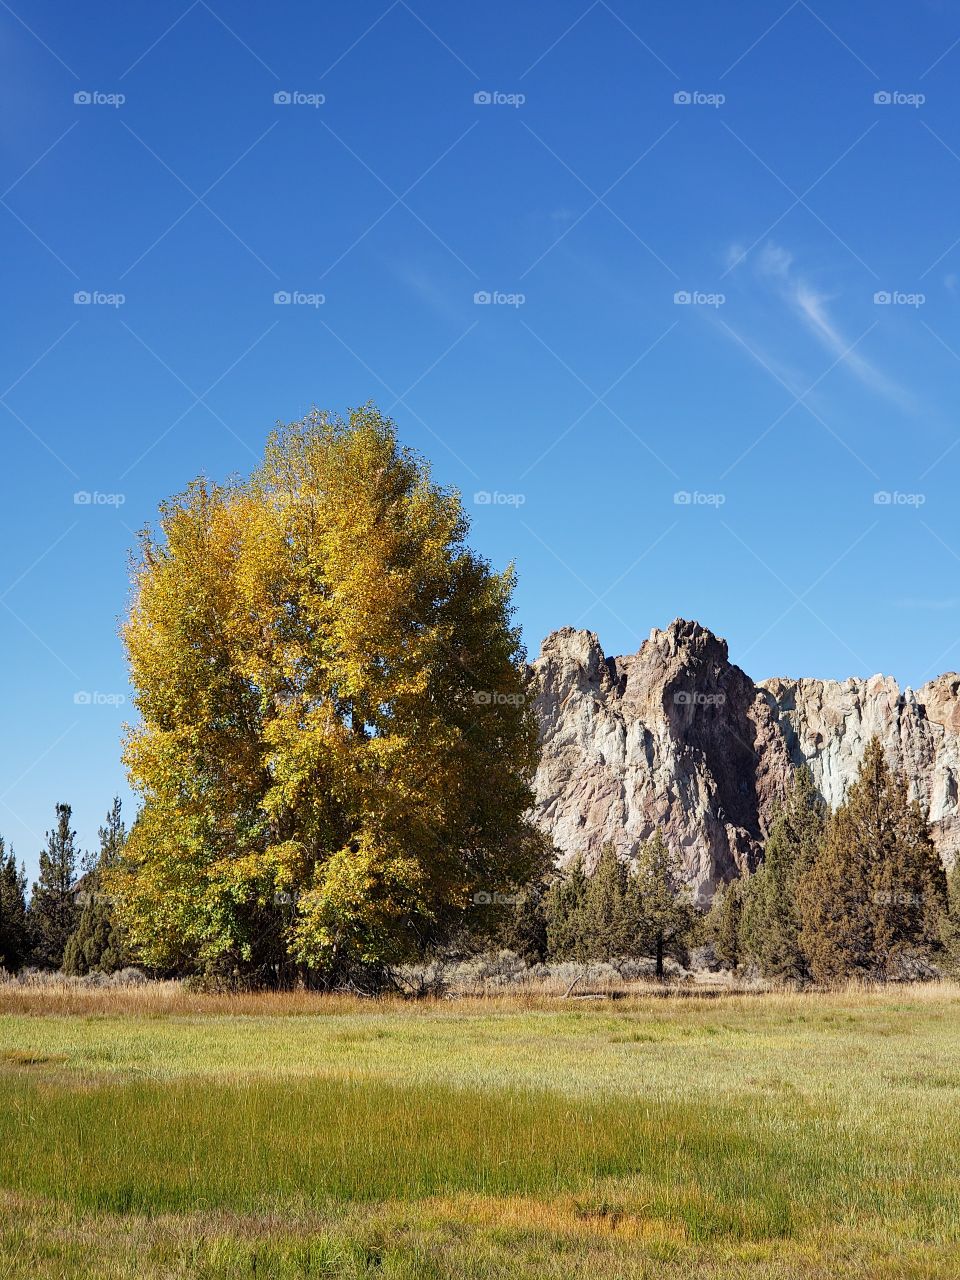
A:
528;620;960;896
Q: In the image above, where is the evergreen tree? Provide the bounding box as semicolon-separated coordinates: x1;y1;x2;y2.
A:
633;830;699;977
494;881;549;964
707;877;747;971
0;840;29;973
579;843;636;959
544;858;590;960
28;803;80;970
798;739;947;983
740;766;826;981
940;856;960;975
64;799;130;976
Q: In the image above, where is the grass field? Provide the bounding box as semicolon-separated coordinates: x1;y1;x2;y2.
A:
0;983;958;1278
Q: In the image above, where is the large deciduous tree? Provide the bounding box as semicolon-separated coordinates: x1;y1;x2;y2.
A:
111;406;545;984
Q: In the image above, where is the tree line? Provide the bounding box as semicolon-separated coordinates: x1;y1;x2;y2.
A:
497;739;957;985
0;800;129;976
4;406;958;989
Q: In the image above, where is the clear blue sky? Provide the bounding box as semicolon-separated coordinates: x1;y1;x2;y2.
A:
2;0;959;874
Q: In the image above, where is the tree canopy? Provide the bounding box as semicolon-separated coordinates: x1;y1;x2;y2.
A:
111;405;545;984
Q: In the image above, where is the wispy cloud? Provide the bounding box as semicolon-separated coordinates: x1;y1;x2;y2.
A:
730;241;916;412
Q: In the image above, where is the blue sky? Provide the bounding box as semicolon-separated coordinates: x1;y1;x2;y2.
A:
2;0;959;873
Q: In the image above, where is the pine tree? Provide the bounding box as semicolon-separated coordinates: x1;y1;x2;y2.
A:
633;830;699;977
798;739;947;983
28;803;80;970
0;840;29;973
64;799;130;976
740;766;826;981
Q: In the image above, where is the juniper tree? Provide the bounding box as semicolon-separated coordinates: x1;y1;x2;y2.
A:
740;766;826;981
544;857;590;960
633;830;698;978
798;738;947;982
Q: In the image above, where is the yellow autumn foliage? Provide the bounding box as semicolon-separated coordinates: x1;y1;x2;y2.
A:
111;405;545;983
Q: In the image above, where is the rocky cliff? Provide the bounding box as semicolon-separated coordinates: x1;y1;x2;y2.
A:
528;620;960;897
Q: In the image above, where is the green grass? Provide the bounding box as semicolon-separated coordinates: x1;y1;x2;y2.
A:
1;984;959;1277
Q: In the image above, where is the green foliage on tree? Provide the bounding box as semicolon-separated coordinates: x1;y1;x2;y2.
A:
28;803;80;970
940;856;960;975
578;843;636;959
798;739;947;983
544;857;590;960
494;882;549;964
111;406;546;986
545;835;698;972
740;766;826;981
63;799;130;976
0;840;29;973
632;831;699;977
706;877;747;972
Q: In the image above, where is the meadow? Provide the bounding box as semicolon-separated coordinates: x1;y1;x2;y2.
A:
0;982;958;1278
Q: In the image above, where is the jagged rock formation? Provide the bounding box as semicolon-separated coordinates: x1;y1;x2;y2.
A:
528;620;960;897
